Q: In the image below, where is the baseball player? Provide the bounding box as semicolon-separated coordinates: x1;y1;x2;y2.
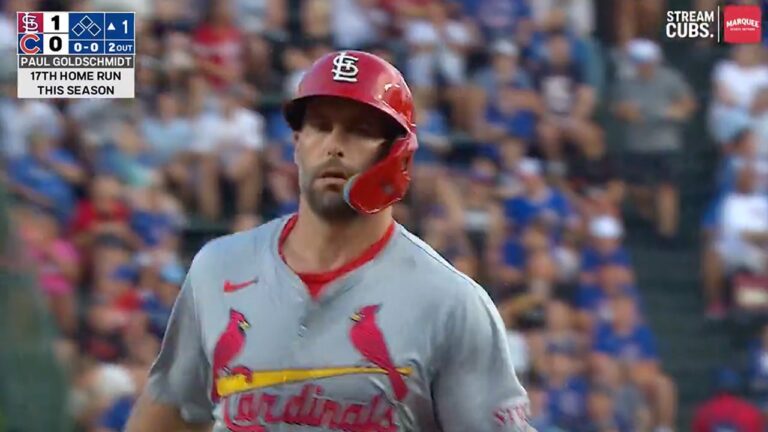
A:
126;50;530;432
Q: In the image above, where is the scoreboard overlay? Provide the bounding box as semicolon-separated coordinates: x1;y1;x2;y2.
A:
17;11;135;99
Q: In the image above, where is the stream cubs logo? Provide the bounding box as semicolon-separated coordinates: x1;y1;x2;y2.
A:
211;305;412;431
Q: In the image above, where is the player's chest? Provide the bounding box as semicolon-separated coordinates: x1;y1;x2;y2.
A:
198;276;432;430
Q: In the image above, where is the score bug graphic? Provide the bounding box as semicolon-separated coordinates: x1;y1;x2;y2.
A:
16;11;135;99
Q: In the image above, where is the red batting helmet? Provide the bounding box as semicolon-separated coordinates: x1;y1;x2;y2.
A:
283;50;418;215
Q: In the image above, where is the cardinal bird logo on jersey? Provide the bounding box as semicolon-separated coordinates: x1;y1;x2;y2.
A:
349;304;409;402
211;309;252;403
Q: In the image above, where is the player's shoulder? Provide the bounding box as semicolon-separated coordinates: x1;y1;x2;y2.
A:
390;225;491;303
188;216;286;278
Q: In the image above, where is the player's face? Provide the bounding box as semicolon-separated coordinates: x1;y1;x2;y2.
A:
294;97;395;221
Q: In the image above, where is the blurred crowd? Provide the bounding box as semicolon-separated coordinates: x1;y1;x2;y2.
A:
0;0;744;430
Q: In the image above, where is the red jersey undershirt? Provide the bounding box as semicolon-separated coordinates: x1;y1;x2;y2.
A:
278;214;396;299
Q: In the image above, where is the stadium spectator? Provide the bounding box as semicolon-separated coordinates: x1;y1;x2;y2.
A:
545;344;589;430
192;0;244;90
192;85;265;220
140;90;193;178
527;375;567;432
71;175;133;251
584;384;633;432
528;299;585;374
565;129;624;218
710;45;768;145
580;215;632;285
18;206;80;335
459;159;506;259
612;38;695;242
403;0;475;125
692;367;765;432
533;30;598;170
706;163;768;315
7;132;83;223
592;295;676;431
531;0;594;38
750;86;768;158
504;158;579;236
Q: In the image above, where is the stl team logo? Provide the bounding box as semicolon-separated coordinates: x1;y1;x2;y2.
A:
17;12;43;55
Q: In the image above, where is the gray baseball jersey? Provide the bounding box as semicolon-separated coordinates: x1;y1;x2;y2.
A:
147;216;530;431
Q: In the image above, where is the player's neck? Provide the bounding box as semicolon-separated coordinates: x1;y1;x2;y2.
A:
285;204;393;273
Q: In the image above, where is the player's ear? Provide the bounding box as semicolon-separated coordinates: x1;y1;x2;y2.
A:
292;131;301;163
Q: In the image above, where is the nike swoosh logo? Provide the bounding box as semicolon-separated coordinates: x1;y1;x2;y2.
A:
216;366;414;398
223;278;258;293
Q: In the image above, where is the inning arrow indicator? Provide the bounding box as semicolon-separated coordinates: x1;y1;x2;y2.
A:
107;23;115;31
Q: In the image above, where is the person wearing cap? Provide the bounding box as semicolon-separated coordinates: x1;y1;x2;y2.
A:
692;367;764;432
612;38;696;243
580;215;633;285
127;50;530;432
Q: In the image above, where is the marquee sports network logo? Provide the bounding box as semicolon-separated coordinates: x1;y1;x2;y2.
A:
665;4;763;44
723;5;762;43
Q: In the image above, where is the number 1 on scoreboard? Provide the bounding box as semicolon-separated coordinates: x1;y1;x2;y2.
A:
43;12;68;34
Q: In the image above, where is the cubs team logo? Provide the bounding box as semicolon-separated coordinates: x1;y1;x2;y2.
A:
211;305;412;431
18;33;43;54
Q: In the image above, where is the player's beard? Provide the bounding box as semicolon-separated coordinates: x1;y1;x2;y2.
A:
301;159;360;222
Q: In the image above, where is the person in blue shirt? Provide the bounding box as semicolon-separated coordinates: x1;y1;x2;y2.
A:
142;262;184;339
526;375;566;432
592;295;677;431
413;94;451;167
128;178;184;250
545;344;589;430
577;263;640;333
504;158;579;238
481;84;538;144
7;133;84;224
582;384;633;432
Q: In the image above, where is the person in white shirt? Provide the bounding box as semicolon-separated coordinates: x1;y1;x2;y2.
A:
192;86;264;220
710;45;768;145
717;163;768;275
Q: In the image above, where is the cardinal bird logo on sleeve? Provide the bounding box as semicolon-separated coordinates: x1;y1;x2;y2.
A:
349;304;409;402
